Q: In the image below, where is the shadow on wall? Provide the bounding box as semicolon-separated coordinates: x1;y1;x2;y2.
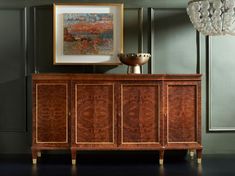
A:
153;10;191;32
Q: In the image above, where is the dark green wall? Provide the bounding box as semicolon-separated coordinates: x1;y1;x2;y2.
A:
1;0;235;154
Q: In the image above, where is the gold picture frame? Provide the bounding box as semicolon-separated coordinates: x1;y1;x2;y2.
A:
53;3;123;65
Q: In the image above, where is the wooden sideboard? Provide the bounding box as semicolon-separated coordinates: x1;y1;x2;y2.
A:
32;74;202;165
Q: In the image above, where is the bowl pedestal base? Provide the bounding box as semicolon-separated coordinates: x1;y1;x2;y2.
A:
128;65;141;74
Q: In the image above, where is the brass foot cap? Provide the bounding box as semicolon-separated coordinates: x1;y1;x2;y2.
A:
159;159;164;165
190;151;194;159
32;159;37;165
72;159;76;165
197;158;202;164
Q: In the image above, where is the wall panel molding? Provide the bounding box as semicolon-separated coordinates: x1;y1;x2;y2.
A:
148;8;200;75
32;5;52;74
137;8;144;53
206;36;235;132
124;8;144;52
123;8;146;73
0;7;28;133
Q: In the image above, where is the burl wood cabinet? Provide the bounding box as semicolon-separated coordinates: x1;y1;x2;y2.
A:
32;74;202;165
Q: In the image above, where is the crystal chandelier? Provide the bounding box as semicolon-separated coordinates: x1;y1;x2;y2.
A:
187;0;235;35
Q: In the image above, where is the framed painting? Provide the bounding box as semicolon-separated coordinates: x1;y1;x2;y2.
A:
53;3;123;65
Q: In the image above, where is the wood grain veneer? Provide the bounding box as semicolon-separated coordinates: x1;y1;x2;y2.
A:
36;83;68;143
75;83;114;144
32;74;202;165
121;84;160;144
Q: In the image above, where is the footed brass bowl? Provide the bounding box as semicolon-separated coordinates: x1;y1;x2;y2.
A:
118;53;151;74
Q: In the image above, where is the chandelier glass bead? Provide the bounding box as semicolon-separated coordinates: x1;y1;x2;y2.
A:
187;0;235;35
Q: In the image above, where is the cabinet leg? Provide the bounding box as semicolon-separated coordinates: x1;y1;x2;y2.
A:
37;151;41;158
197;149;202;164
189;149;195;159
71;150;77;165
32;149;37;165
159;150;164;166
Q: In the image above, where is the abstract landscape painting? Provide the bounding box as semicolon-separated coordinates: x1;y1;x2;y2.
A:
63;13;113;55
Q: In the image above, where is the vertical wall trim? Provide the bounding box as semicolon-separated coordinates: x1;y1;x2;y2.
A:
24;7;28;132
148;8;154;74
138;8;144;53
206;36;211;132
138;8;144;73
24;7;28;77
33;7;38;73
196;31;201;74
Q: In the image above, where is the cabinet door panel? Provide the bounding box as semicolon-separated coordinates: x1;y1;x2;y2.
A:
35;83;68;144
121;84;161;147
166;82;200;146
74;83;115;145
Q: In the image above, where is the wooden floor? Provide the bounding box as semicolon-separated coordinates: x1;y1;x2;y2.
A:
0;152;235;176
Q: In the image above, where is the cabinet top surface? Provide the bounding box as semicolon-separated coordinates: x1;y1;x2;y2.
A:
32;73;201;81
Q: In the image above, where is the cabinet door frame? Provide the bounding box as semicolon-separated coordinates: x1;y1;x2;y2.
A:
71;81;117;149
118;81;163;149
32;80;70;148
164;81;201;149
